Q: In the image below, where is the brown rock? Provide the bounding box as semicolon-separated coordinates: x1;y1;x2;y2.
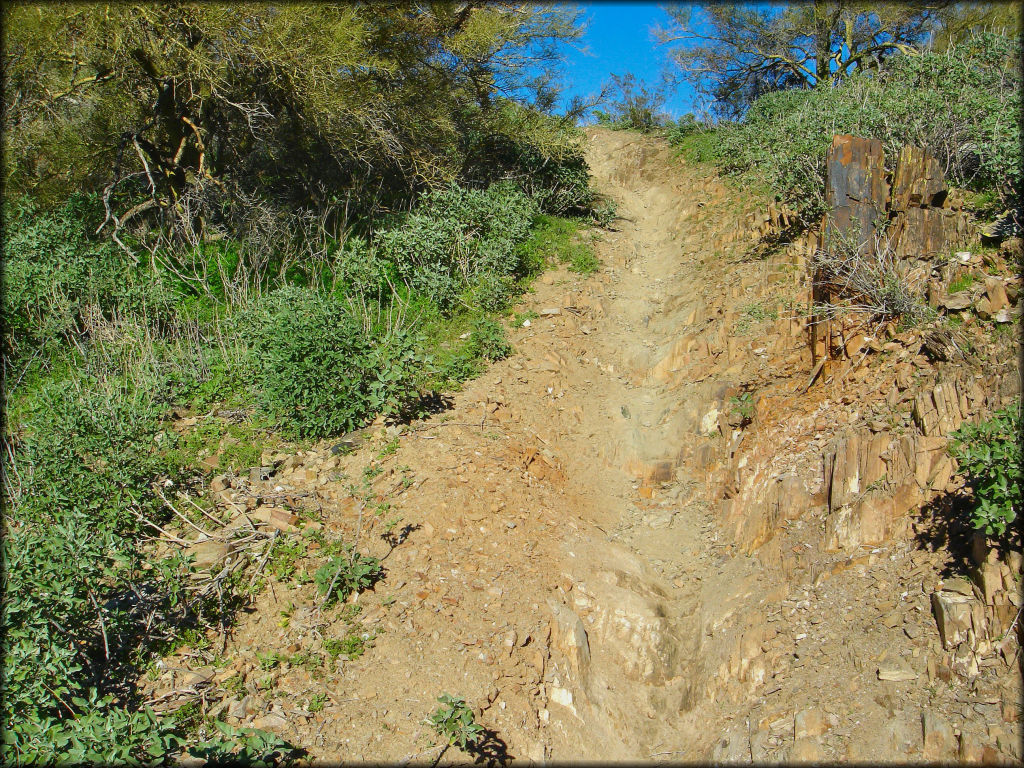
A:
548;601;590;678
1000;237;1023;261
891;145;947;211
951;642;979;678
252;713;287;731
794;707;830;739
981;746;1002;764
922;710;954;760
1007;550;1023;576
970;532;993;567
958;733;985;763
252;507;299;533
972;562;1003;605
787;738;826;763
892;207;951;259
975;295;995;320
824;135;888;256
878;657;917;682
941;292;974;311
188;539;231;570
941;577;974;596
984;277;1009;313
228;695;254;719
932;591;973;649
996;733;1021;761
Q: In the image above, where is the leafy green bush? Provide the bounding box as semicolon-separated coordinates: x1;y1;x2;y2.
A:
428;694;484;751
568;248;600;275
948;403;1021;539
594;73;670;133
2;195;180;369
460;101;596;216
0;368;206;763
5;688;184;766
313;551;383;607
374;183;537;314
187;720;299;767
467;317;513;363
328;235;394;302
245;286;424;438
709;32;1021;226
666;115;723;165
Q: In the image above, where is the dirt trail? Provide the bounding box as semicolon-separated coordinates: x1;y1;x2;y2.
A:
154;129;1022;765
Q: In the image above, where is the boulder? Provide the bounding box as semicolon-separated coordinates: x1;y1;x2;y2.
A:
824;135;888;255
794;707;830;739
548;601;591;679
787;738;826;763
890;146;946;211
921;710;954;760
891;206;950;259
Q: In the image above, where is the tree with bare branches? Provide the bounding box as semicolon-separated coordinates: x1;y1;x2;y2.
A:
654;1;998;117
2;3;587;239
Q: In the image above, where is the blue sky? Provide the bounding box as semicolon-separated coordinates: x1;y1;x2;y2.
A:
554;2;700;121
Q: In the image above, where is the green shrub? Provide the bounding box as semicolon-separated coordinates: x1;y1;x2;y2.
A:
313;550;383;607
0;368;211;763
186;720;298;767
3;687;184;766
2;195;181;369
568;248;600;275
735;301;779;335
374;183;538;314
328;235;394;301
468;317;513;363
517;215;579;273
665;113;701;143
948;273;977;294
666;115;722;165
711;32;1021;227
593;73;670;133
245;286;423;438
460;101;596;216
948;403;1021;539
428;694;484;752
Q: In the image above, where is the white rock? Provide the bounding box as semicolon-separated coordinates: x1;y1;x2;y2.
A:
549;686;577;716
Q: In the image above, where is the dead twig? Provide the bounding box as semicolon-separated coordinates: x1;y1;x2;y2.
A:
248;530;280;588
130;509;190;546
87;590;110;662
155;486;223;541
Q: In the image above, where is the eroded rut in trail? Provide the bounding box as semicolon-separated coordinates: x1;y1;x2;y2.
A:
162;128;1021;764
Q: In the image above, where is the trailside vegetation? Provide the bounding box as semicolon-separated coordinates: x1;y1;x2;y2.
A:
675;32;1021;229
1;4;604;763
656;1;1020;118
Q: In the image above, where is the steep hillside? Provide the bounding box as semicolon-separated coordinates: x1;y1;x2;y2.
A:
135;128;1021;764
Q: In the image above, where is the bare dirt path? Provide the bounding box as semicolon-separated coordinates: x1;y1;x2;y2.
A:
207;127;758;763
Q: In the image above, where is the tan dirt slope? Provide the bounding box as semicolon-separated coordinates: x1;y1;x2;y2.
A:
151;128;1022;765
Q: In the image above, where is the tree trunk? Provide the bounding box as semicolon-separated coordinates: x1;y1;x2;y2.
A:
814;0;833;86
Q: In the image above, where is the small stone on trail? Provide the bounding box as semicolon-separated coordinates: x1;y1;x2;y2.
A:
877;658;917;682
794;707;829;739
787;738;826;762
940;577;974;596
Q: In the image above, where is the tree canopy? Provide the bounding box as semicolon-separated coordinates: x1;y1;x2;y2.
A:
655;1;1020;118
2;2;587;238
